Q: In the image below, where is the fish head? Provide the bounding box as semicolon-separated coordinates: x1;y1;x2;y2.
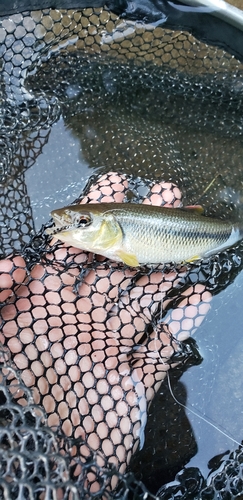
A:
47;203;123;254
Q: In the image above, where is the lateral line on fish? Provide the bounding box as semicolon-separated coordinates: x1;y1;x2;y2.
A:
167;228;231;240
49;202;243;266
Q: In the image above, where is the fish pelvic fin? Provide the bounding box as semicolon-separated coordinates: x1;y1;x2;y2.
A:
185;255;201;263
116;250;139;267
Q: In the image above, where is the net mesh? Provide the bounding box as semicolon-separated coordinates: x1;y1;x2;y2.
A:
1;3;243;499
0;348;154;500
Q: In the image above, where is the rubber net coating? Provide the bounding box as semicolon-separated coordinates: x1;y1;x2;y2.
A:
1;6;243;256
0;172;202;497
1;4;243;500
1;170;243;500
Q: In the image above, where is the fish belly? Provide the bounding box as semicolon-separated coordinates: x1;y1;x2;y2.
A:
121;217;238;264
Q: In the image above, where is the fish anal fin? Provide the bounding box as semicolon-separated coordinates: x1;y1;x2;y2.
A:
116;250;139;267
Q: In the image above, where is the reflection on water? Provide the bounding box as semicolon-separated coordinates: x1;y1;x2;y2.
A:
180;270;243;476
27;51;243;211
2;45;243;494
129;268;243;490
25;118;90;230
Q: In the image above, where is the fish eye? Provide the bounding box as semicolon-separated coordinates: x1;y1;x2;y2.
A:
77;214;92;227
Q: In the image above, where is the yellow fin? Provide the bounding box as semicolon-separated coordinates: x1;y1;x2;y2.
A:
96;216;122;249
185;255;201;263
116;250;139;267
184;205;204;215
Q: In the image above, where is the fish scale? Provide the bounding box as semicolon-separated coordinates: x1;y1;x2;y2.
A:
107;205;238;264
49;203;242;266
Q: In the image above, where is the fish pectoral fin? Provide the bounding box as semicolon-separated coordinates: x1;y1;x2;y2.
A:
96;217;123;249
185;255;201;263
116;250;139;267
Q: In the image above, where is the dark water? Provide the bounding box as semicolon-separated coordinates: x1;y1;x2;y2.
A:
25;118;91;230
6;45;243;494
27;51;243;219
128;270;243;492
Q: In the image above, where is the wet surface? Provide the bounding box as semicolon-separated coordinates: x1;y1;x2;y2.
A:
1;9;243;496
23;49;243;493
129;270;243;492
25;118;90;230
26;51;243;209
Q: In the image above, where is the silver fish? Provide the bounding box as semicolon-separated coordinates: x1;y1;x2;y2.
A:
48;203;242;266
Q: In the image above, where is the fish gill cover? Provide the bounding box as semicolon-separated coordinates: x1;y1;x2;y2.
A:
1;2;243;500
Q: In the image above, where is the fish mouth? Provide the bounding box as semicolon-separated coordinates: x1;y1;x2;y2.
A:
46;213;76;236
46;224;75;236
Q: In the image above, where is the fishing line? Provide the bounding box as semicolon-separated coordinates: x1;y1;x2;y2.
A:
153;301;242;448
192;173;221;206
166;371;242;447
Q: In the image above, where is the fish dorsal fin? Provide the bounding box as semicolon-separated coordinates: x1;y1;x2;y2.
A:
183;205;205;215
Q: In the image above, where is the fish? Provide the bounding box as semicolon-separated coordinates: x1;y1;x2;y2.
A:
47;202;242;267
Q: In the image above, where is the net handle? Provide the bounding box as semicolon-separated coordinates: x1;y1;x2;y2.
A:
178;0;243;31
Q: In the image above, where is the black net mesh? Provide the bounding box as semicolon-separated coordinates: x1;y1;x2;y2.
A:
1;3;243;499
157;445;243;499
0;347;156;499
